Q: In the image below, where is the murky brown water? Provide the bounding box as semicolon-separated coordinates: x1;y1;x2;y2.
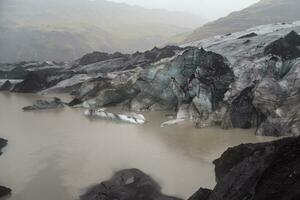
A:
0;92;275;200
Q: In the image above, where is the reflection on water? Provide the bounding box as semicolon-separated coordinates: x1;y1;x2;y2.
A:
0;92;275;200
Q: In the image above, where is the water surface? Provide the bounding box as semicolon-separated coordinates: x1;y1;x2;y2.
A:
0;92;274;200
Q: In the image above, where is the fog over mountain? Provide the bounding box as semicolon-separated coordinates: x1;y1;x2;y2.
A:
0;0;205;62
110;0;259;20
185;0;300;42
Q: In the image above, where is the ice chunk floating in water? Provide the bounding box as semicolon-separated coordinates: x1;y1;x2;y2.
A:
160;119;185;127
84;109;146;124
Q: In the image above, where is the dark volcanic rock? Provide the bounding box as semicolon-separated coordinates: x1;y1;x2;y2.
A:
76;46;186;68
188;188;212;200
22;97;64;111
229;86;257;129
0;80;12;91
207;136;300;200
0;186;11;198
238;32;258;39
78;51;126;66
143;46;184;63
264;31;300;60
80;168;182;200
0;138;8;155
75;46;189;74
195;49;234;110
68;98;83;107
12;71;48;93
0;139;11;198
213;141;267;182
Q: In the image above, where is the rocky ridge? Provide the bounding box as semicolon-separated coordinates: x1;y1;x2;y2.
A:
188;136;300;200
80;169;182;200
0;138;11;198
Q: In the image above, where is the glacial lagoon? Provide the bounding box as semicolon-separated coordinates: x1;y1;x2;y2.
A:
0;92;274;200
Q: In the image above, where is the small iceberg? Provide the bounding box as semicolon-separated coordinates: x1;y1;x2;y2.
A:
84;109;146;124
160;118;185;127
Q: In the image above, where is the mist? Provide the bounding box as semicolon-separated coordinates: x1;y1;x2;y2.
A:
0;0;298;62
0;0;206;62
109;0;260;20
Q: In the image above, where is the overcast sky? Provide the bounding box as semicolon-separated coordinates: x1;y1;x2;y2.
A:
109;0;260;20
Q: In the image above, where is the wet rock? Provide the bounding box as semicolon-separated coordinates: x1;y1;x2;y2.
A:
0;138;8;155
12;71;48;93
188;188;212;200
264;31;300;60
68;98;83;107
229;86;257;129
208;136;300;200
194;50;234;110
22;98;64;111
0;186;11;198
80;168;182;200
0;139;11;198
0;80;12;91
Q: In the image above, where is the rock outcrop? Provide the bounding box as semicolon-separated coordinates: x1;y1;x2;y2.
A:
188;136;300;200
0;186;11;198
229;86;257;129
77;51;127;66
0;80;12;91
12;71;48;93
188;188;212;200
0;138;11;198
0;138;8;155
22;98;65;111
264;30;300;60
80;169;182;200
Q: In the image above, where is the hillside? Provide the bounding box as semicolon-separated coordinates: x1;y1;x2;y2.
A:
185;0;300;42
0;0;205;62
